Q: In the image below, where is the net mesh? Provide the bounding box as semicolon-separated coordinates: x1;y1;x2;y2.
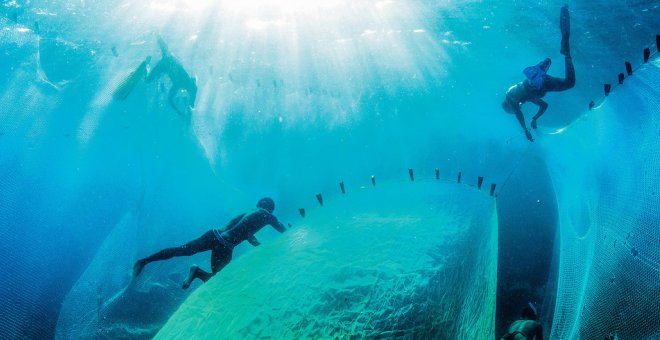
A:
155;182;498;339
545;57;660;339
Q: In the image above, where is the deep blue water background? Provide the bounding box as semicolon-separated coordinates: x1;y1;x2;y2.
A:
0;0;658;338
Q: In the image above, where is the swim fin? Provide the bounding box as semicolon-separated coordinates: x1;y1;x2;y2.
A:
523;58;551;89
112;56;151;101
560;5;570;56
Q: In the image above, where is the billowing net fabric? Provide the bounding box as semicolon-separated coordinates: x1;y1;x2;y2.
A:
545;58;660;339
55;211;194;340
155;183;498;339
53;166;241;339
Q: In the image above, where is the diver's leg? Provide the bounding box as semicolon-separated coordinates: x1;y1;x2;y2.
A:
210;246;233;274
543;56;575;92
133;230;216;277
144;36;171;83
563;56;575;88
542;5;575;93
145;59;166;82
181;246;232;289
181;266;212;289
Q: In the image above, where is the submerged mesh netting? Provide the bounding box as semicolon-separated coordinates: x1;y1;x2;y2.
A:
545;58;660;339
55;211;193;340
155;182;498;339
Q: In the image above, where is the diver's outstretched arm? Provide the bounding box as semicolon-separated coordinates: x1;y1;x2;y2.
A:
530;99;548;129
513;107;534;142
272;221;287;233
168;87;187;116
146;59;167;82
146;35;172;82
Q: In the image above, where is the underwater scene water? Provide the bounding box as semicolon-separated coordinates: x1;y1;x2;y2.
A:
0;0;659;339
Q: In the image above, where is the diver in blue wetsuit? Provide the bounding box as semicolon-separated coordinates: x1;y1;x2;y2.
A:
132;198;287;289
502;5;575;142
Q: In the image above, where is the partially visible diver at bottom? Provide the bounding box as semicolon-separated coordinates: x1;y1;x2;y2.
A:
502;5;575;142
112;36;198;116
132;198;287;289
501;304;544;340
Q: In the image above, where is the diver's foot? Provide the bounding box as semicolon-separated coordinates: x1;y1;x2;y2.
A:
525;129;535;142
560;5;570;35
133;259;146;278
531;119;538;129
560;5;570;56
182;266;199;290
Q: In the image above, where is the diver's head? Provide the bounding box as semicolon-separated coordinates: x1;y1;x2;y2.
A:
502;100;513;114
257;197;275;213
521;305;538;321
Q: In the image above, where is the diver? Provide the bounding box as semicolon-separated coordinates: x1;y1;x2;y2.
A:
113;36;198;115
146;36;198;115
132;197;287;289
500;304;544;340
501;5;575;142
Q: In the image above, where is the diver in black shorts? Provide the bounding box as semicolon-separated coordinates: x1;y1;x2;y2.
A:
132;197;287;289
501;305;544;340
502;5;575;142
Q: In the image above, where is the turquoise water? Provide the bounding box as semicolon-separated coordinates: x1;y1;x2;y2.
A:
0;1;658;338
